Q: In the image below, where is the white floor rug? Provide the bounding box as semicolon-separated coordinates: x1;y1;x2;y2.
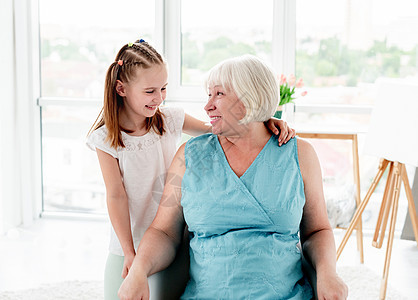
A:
0;280;104;300
0;265;409;300
337;265;408;300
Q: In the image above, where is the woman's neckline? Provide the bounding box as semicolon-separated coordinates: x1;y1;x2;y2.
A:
215;133;274;179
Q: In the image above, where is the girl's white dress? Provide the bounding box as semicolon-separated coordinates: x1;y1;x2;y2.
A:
86;106;185;256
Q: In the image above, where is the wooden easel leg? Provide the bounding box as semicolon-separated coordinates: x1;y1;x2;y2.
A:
373;163;394;248
337;159;390;260
352;135;364;263
380;162;402;300
401;164;418;246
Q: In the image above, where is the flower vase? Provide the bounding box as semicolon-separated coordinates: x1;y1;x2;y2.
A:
282;102;295;123
274;105;283;119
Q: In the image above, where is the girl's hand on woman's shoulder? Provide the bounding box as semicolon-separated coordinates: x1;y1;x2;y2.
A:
264;118;296;146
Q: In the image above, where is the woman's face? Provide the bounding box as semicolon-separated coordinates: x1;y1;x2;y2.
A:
116;64;168;120
204;85;247;136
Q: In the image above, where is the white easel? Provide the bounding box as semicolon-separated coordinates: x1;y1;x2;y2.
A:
336;79;418;299
337;159;418;299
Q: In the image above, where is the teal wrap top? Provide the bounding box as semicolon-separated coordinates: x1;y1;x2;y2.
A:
181;133;312;299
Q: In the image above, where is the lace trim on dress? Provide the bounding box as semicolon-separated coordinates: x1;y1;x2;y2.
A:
120;131;162;152
92;106;180;153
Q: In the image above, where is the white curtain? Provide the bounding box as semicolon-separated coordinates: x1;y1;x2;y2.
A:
0;0;42;235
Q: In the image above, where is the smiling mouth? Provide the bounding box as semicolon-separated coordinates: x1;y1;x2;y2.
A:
145;105;157;110
210;116;221;124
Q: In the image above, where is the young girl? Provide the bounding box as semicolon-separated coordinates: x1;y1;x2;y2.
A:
87;39;294;300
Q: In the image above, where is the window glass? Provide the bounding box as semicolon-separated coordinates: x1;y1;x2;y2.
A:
296;0;418;106
295;0;416;231
39;0;155;98
301;136;408;231
39;0;156;213
41;105;106;214
181;0;274;86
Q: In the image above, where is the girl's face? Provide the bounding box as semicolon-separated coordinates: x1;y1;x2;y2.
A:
204;84;247;136
116;64;168;120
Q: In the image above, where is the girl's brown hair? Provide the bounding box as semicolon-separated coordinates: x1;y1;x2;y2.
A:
88;40;166;149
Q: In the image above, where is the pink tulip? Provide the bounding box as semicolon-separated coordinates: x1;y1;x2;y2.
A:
301;91;307;96
279;74;286;85
288;74;296;86
296;78;304;88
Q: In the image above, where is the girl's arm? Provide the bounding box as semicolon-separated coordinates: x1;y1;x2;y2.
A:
182;113;212;136
96;149;136;278
297;139;348;300
118;144;187;300
183;113;296;146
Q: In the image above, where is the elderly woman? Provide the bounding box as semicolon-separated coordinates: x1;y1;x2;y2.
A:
118;55;348;300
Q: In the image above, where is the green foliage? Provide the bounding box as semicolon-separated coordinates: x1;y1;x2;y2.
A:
254;40;271;54
199;37;255;71
41;39;51;58
42;32;416;89
279;84;296;106
41;38;90;61
316;59;337;76
297;36;413;87
182;33;200;68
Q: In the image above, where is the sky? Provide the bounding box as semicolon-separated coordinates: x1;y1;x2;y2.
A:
40;0;155;27
297;0;418;27
40;0;418;28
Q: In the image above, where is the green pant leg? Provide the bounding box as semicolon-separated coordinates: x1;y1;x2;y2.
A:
104;253;124;300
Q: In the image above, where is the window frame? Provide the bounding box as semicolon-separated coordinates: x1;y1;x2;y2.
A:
163;0;296;101
35;0;372;217
2;0;43;228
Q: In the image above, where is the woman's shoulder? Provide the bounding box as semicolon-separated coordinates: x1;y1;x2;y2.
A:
185;133;217;153
295;136;319;175
187;133;216;145
267;136;315;168
295;136;315;157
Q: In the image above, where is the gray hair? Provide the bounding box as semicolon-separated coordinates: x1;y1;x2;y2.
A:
204;55;278;124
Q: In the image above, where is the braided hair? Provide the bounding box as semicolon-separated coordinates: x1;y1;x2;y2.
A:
89;40;167;149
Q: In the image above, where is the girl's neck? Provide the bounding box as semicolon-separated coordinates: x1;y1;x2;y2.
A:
119;109;148;136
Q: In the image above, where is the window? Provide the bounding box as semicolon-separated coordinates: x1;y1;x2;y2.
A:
36;1;416;221
294;0;418;230
39;0;156;213
41;105;107;213
180;0;274;86
166;0;280;125
296;0;418;107
40;0;156;99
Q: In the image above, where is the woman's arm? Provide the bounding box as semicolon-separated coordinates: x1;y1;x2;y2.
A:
96;149;135;278
118;143;187;300
297;139;348;300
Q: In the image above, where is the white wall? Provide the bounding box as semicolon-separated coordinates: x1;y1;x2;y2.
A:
0;0;42;235
0;0;19;234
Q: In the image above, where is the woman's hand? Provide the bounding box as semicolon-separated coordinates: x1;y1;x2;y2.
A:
264;118;296;146
122;252;135;279
118;271;150;300
316;272;348;300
